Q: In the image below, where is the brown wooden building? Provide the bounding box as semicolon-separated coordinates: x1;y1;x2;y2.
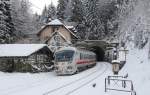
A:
37;19;78;52
0;44;53;72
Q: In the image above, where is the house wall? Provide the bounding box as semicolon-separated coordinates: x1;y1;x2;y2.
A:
40;26;53;40
47;36;66;46
39;26;72;42
58;27;71;41
0;51;53;72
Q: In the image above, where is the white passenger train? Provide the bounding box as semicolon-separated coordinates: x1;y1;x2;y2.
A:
54;47;96;75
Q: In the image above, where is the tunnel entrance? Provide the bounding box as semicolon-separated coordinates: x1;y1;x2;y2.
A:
90;46;105;61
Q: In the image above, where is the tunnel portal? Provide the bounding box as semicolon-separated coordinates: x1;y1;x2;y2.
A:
75;40;108;62
89;46;105;61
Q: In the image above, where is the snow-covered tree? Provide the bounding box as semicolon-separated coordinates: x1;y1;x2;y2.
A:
47;2;57;21
11;0;37;37
32;13;42;31
40;5;48;24
40;2;57;24
84;0;99;40
74;0;118;40
71;0;83;22
57;0;69;20
0;0;15;43
64;0;73;21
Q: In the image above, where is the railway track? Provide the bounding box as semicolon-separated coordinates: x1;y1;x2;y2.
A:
0;62;109;95
65;64;109;95
1;65;100;95
43;62;109;95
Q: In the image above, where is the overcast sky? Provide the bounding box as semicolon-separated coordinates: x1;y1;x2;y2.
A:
29;0;58;14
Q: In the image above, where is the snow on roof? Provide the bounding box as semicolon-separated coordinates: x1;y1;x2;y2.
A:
48;19;63;26
64;25;78;38
0;44;48;57
112;60;120;63
66;26;74;29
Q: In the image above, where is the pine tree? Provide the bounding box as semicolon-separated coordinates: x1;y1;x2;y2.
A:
47;2;57;21
40;5;48;24
0;0;15;43
64;0;73;21
32;13;42;31
84;0;100;40
57;0;69;20
73;0;119;40
71;0;83;22
73;0;101;40
11;0;35;36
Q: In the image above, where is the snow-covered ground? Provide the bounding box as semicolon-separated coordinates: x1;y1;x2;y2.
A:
0;62;112;95
1;43;149;95
119;43;150;95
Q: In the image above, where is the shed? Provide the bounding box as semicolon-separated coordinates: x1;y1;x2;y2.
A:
0;44;53;72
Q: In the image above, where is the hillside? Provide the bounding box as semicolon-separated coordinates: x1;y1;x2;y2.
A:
120;42;150;95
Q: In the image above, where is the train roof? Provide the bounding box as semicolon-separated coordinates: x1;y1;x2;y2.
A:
56;47;96;55
56;47;76;51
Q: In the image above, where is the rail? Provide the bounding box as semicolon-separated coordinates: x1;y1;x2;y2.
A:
43;63;107;95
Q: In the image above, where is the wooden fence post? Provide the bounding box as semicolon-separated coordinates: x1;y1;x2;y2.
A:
105;78;107;92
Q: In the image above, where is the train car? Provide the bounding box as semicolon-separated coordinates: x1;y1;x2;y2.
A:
54;47;96;75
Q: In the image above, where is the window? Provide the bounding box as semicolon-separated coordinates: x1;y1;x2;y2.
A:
54;35;61;46
28;55;35;62
55;50;74;62
37;54;44;63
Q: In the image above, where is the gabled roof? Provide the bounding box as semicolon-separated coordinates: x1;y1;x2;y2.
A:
0;44;50;57
47;19;63;26
37;19;78;39
63;25;78;38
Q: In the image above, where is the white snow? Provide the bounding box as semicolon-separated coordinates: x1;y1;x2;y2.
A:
66;26;74;29
119;42;150;95
0;43;149;95
0;44;48;57
111;60;120;63
48;19;63;26
0;62;113;95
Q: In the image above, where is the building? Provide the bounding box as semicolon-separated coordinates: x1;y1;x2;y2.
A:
37;19;78;52
0;44;53;72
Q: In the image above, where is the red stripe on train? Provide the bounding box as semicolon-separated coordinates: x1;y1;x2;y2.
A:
76;60;96;64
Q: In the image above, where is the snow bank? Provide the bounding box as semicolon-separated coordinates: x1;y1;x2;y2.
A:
120;43;150;95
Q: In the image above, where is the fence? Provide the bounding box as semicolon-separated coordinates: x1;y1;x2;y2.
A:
105;76;136;95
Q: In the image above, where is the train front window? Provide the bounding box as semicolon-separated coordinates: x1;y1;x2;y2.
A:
55;50;74;62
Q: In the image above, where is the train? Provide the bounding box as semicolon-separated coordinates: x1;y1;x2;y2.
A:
54;47;97;75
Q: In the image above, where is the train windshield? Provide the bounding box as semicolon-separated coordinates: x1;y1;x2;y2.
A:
55;50;74;62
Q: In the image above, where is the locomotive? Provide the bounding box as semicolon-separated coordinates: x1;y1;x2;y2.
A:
54;47;96;75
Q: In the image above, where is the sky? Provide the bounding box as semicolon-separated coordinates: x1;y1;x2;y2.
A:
29;0;58;14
